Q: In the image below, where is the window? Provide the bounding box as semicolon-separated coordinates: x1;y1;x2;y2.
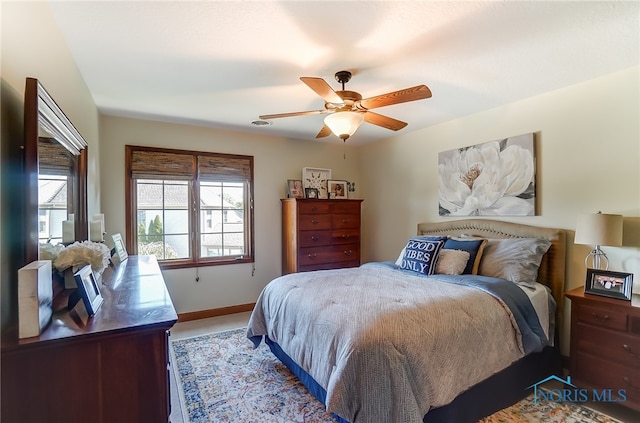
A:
38;137;76;245
125;145;254;269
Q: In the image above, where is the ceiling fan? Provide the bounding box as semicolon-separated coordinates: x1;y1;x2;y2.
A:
259;70;432;141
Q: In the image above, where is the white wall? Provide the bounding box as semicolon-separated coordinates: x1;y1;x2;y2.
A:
359;66;640;355
99;115;361;313
1;1;101;216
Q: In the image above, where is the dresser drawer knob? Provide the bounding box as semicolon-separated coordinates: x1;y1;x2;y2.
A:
341;234;350;239
344;250;352;256
311;207;318;212
591;312;610;322
622;344;640;358
311;219;319;224
311;235;320;241
342;219;350;224
623;377;640;392
308;253;317;259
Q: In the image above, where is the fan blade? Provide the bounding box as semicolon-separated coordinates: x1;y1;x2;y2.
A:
300;77;345;105
363;111;408;131
359;85;432;110
259;109;330;120
315;125;332;138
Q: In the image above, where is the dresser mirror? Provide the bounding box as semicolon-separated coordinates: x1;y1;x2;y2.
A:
24;77;88;263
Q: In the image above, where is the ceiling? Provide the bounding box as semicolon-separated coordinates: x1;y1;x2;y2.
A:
48;1;639;146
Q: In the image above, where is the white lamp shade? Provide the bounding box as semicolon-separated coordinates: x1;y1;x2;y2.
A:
575;213;623;246
324;111;364;139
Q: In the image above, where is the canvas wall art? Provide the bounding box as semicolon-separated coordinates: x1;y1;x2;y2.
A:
438;133;536;216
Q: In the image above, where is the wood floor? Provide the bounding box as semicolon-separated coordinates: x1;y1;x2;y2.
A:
168;312;640;423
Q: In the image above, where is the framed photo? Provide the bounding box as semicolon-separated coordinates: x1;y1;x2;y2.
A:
327;180;348;199
305;188;319;199
287;179;304;199
585;269;633;301
111;233;128;262
73;265;104;316
302;167;331;199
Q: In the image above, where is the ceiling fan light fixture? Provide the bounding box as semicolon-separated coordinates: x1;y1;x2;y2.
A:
324;111;364;141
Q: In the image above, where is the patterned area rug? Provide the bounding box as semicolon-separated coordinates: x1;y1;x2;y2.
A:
171;328;623;423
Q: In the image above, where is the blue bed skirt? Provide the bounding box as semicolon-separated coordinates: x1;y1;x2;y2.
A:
265;335;560;423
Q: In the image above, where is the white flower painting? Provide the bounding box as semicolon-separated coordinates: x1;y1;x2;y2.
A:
438;133;536;216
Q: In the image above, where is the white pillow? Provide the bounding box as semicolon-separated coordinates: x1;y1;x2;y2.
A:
436;249;470;275
479;238;551;284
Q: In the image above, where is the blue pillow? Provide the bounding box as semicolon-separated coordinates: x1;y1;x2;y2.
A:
398;237;446;275
443;238;487;275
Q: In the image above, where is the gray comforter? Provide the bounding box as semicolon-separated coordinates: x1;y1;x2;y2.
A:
247;263;547;423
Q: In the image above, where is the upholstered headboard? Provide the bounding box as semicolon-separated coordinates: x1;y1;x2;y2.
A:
417;219;567;319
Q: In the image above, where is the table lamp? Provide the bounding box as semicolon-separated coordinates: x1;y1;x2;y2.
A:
574;211;623;270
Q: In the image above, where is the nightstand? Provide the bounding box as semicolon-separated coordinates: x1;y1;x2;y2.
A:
566;287;640;411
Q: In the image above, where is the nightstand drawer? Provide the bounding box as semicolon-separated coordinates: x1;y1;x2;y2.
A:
575;351;640;404
576;323;640;369
577;303;628;331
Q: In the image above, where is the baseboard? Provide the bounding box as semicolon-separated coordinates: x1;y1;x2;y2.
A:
177;303;255;322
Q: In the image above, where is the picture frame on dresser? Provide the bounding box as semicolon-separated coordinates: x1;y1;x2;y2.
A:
305;188;319;199
112;233;128;262
287;179;304;199
302;167;331;199
584;268;633;300
327;180;348;199
74;265;104;316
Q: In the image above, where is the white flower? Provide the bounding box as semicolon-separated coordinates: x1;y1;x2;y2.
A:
439;141;534;216
39;243;65;261
53;241;112;274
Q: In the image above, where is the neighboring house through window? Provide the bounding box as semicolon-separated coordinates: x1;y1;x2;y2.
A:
125;145;254;269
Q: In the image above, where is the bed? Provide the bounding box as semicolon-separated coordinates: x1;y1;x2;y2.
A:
247;219;566;423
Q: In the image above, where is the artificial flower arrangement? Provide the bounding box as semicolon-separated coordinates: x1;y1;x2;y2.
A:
41;241;111;277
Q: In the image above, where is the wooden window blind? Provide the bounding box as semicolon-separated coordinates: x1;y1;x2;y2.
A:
198;154;252;182
129;148;252;182
130;149;195;180
38;138;74;176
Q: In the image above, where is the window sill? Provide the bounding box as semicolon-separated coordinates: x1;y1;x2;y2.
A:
158;257;254;271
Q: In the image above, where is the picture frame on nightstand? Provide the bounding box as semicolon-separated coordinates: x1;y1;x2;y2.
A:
584;268;633;301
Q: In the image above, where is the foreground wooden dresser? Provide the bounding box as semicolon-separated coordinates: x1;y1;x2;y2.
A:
1;255;178;423
566;287;640;411
282;198;363;274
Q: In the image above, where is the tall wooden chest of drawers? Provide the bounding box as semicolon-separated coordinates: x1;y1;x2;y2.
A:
566;287;640;411
281;198;363;274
